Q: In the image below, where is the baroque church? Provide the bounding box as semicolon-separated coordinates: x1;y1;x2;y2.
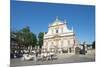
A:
42;17;79;54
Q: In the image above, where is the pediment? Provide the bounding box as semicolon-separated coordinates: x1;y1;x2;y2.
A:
52;34;60;38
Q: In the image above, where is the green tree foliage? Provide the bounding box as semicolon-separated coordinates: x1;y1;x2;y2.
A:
38;32;44;48
30;32;37;47
11;26;37;48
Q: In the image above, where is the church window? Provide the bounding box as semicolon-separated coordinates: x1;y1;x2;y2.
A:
56;29;59;33
52;42;53;45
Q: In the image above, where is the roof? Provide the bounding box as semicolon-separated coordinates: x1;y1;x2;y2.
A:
49;16;65;27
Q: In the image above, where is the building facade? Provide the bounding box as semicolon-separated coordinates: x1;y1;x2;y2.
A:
42;17;79;54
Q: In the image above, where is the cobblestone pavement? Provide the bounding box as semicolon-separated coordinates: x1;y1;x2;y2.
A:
10;50;95;67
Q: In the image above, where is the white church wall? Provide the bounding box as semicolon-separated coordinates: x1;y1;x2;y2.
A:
43;17;79;53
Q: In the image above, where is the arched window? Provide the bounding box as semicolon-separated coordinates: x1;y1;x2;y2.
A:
56;29;59;33
52;42;53;45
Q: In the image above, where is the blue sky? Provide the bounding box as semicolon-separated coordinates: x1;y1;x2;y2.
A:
11;0;95;44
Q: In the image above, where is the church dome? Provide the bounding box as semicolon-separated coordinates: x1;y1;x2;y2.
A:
50;17;64;27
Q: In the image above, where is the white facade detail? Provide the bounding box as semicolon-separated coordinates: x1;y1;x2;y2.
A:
43;17;79;54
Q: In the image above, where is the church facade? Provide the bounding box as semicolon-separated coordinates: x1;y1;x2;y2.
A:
42;17;79;54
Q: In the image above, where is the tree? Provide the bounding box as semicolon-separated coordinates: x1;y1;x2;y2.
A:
19;26;30;47
92;41;95;49
38;32;44;48
20;26;37;48
30;32;37;47
11;26;37;49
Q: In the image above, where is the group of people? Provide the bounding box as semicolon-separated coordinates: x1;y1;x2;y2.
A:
21;49;57;61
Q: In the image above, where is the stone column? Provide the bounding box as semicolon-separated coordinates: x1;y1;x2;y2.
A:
67;48;69;54
73;47;75;54
60;48;62;54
